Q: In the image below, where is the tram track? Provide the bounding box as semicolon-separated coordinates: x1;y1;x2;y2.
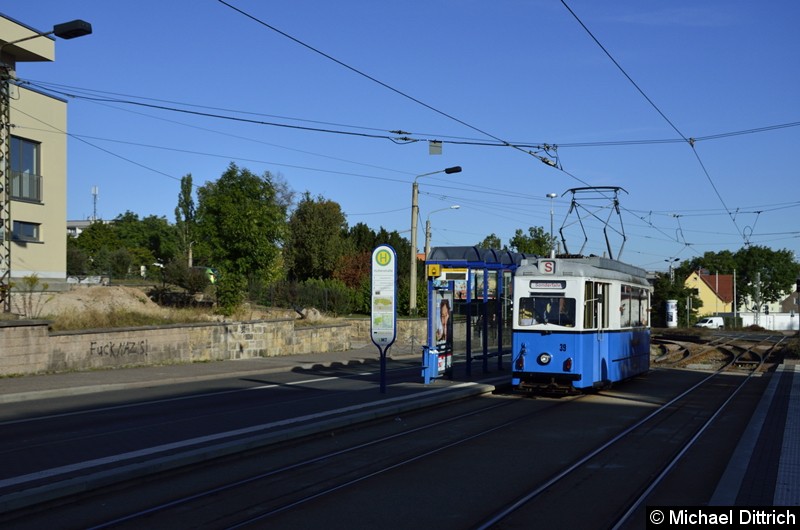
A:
654;333;783;371
2;392;585;529
476;335;785;529
2;336;786;529
653;333;751;366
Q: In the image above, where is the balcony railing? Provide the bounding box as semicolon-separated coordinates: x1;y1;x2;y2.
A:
11;170;42;202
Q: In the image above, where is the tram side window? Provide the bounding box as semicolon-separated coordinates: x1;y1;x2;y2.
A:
632;287;648;326
583;282;595;328
621;285;632;327
584;282;609;329
518;295;576;327
621;285;648;327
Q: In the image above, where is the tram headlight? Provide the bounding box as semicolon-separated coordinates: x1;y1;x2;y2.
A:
537;352;552;365
563;357;573;372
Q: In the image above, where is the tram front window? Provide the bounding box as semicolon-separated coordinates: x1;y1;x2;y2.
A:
518;295;575;327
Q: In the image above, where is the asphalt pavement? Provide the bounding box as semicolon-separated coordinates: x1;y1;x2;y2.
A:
0;342;511;514
0;342;508;404
2;343;798;512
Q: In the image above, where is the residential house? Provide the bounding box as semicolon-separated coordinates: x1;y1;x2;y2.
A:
685;269;799;330
684;270;734;316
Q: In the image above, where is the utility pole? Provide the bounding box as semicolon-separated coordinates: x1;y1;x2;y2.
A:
0;64;10;311
409;166;461;314
754;271;761;327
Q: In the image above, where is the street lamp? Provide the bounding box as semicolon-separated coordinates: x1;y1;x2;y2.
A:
665;257;680;282
546;193;557;255
1;19;92;312
424;205;460;260
409;166;461;314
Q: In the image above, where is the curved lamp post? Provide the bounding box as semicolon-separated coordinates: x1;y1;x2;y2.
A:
409;166;461;314
424;205;460;260
665;257;679;282
546;192;557;255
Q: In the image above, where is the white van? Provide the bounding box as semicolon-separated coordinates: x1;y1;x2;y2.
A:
695;316;724;329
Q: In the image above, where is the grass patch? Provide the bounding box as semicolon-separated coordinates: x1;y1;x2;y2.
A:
45;307;214;331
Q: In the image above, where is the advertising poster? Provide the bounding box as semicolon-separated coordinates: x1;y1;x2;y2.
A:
435;290;454;372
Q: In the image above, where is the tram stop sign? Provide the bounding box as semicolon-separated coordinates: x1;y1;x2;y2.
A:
371;245;397;394
371;245;397;349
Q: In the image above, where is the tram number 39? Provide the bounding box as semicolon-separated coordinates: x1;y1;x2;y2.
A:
559;344;567;352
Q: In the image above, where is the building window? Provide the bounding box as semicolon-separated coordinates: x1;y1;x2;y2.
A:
12;221;40;242
10;136;42;202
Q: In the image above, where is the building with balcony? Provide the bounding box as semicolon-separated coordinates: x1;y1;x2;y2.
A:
1;14;69;296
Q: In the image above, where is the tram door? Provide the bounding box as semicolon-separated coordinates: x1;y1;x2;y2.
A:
585;281;610;382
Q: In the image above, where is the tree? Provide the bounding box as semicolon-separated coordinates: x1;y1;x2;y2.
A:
195;163;288;312
66;236;90;276
108;248;134;278
508;226;550;255
333;251;371;289
734;246;799;307
477;233;503;249
672;246;799;310
140;215;179;265
651;272;703;327
73;221;119;274
675;250;737;280
174;173;196;266
111;211;178;275
348;222;378;254
75;220;118;256
284;192;348;281
374;227;411;278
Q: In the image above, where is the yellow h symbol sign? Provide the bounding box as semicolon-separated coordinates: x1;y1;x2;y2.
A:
376;249;392;266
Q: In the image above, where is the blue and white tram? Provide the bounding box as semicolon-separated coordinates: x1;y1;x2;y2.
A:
511;255;651;392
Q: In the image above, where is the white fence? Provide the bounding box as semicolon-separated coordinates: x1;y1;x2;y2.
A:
737;312;799;331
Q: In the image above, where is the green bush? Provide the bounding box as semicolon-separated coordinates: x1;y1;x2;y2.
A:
259;278;354;316
256;276;431;318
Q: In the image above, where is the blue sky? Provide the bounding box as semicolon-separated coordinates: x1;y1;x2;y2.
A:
5;1;799;271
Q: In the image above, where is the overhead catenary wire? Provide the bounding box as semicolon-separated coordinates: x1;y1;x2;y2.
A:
214;0;575;174
21;78;800;151
13;83;794;259
215;0;795;259
559;0;744;244
11;23;795;264
207;3;709;260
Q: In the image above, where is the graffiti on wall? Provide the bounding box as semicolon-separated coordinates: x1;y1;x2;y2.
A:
90;340;148;357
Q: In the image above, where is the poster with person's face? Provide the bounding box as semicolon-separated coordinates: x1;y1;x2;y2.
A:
435;291;454;354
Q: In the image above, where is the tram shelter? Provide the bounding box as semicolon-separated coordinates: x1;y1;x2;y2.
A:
422;246;529;383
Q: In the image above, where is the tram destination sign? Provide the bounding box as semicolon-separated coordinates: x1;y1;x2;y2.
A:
529;280;566;290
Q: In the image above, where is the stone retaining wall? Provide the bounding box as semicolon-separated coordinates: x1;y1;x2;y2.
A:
344;318;427;348
0;318;354;376
0;316;430;377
